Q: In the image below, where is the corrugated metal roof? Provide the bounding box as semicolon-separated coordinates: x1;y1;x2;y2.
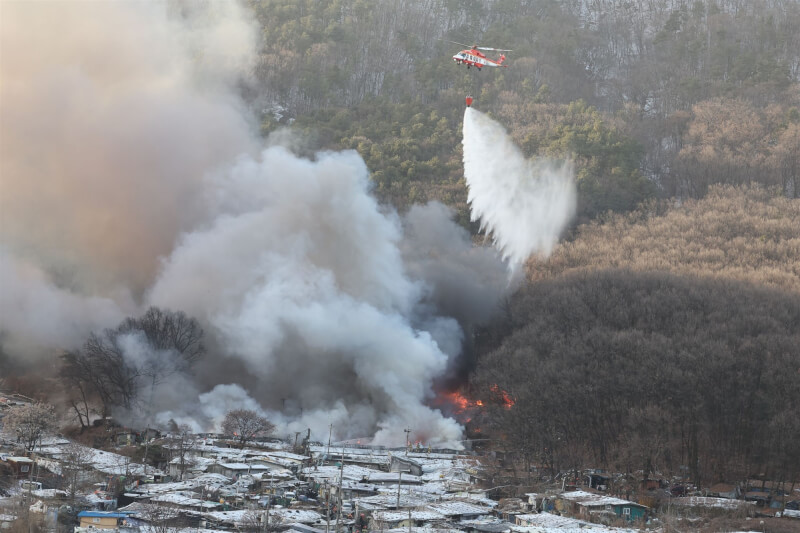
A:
427;501;491;516
559;490;645;508
77;511;129;518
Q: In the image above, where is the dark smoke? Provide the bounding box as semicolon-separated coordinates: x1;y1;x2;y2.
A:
0;1;514;446
1;2;570;446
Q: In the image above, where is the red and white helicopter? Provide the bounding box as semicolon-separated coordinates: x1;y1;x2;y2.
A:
450;41;512;70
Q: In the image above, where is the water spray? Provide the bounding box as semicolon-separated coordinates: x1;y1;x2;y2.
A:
462;108;576;269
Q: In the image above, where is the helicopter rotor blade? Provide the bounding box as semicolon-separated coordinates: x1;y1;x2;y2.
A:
476;47;512;52
442;39;473;48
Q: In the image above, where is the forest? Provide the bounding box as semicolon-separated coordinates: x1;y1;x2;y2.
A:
247;0;799;222
239;0;800;485
472;187;800;489
2;0;799;491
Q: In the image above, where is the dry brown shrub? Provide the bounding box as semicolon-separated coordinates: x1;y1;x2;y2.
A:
529;185;800;293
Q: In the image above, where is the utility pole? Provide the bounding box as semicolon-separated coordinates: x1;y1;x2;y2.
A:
396;471;402;508
335;446;345;533
325;480;330;533
26;456;34;533
404;428;412;456
266;472;274;531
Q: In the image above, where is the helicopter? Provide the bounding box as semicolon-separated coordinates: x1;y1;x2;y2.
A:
449;41;512;70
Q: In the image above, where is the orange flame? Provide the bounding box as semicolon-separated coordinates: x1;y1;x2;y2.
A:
442;390;471;413
490;384;515;408
434;389;487;425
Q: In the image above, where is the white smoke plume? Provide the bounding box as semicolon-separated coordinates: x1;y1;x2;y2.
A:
462;108;576;268
1;1;513;446
146;146;466;445
0;249;131;360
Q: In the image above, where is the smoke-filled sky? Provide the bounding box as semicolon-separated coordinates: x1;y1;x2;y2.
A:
1;1;573;446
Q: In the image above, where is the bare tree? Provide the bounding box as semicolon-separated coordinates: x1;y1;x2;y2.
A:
59;441;93;503
57;307;205;417
59;352;95;430
168;424;196;481
138;503;185;533
239;510;283;533
4;403;57;451
118;307;205;368
221;409;274;448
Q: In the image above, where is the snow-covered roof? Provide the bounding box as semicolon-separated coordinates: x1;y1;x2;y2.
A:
149;492;220;509
192;473;232;486
308;445;465;464
30;489;67;499
427;501;492;517
339;480;380;492
301;464;378;482
202;508;321;526
380;528;462;533
365;472;422;483
415;457;476;473
441;492;496;507
270;508;322;524
401;482;447;495
513;513;640;532
559;490;645;508
458;518;513;533
354;492;437;510
670;496;754;510
139;528;229;533
168;456;214;466
37;443;159;476
262;451;309;462
84;492;116;505
129;473;232;496
217;463;252;470
202;509;251;525
282;523;326;533
374;509;445;522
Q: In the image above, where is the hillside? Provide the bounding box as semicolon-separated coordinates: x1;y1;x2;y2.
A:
249;0;800;224
527;186;800;292
467;185;800;486
3;1;800;497
471;269;800;487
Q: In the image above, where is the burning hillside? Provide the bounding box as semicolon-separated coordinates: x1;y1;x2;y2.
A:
0;2;571;447
432;386;513;425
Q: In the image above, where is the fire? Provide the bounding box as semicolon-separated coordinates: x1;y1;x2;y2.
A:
443;390;471;412
433;389;486;423
490;384;515;408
